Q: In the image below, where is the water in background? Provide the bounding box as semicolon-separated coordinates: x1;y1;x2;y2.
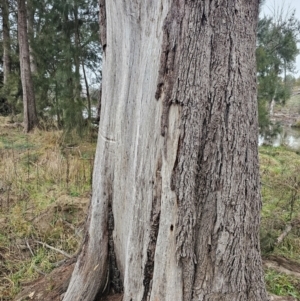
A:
259;125;300;149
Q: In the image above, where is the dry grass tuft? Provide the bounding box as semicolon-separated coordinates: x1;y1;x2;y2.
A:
0;119;96;299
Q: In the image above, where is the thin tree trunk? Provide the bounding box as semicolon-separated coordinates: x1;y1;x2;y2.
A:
18;0;38;132
55;81;62;129
64;1;268;301
96;84;101;124
76;17;92;123
269;87;277;117
2;0;11;84
27;0;38;74
73;3;81;102
81;60;91;122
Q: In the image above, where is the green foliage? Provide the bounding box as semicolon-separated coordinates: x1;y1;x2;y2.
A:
28;0;101;134
257;8;300;131
260;228;277;255
265;269;300;298
0;64;22;116
260;145;300;261
0;0;101;136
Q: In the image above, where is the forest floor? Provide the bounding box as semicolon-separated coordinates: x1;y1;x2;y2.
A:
0;116;96;300
1;107;300;300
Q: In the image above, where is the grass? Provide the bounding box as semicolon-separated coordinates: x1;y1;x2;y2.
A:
2;114;300;299
260;144;300;299
0;116;96;299
260;146;300;255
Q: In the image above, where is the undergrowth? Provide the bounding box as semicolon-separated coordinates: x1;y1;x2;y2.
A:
2;114;300;299
0;116;96;299
265;268;300;299
260;145;300;299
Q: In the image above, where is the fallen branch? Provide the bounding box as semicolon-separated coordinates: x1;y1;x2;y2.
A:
33;266;46;275
264;259;300;278
25;239;35;257
275;224;292;246
34;240;72;258
269;294;296;301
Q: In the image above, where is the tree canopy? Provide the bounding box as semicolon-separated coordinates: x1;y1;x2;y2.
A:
257;7;300;131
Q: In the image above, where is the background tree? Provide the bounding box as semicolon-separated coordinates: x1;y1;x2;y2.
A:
0;0;22;116
28;0;101;134
17;0;38;132
257;7;300;131
1;0;11;84
0;0;101;135
63;1;268;301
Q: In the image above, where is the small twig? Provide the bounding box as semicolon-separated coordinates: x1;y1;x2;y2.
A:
25;239;35;257
52;259;67;268
33;266;46;275
261;181;273;188
3;276;14;286
59;218;83;238
34;240;72;258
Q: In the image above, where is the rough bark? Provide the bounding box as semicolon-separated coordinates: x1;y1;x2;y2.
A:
18;0;38;132
64;1;268;301
2;0;11;84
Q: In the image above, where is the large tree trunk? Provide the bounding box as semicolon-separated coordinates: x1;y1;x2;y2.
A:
18;0;38;132
2;0;11;84
63;1;268;300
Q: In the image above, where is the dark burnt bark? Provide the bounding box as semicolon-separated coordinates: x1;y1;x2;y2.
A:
18;0;38;132
99;0;106;53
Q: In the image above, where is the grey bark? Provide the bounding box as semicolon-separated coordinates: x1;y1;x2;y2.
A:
63;1;268;301
2;0;11;84
18;0;38;132
27;0;38;74
73;3;81;101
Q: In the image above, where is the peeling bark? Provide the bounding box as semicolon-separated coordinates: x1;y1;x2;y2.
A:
64;1;268;300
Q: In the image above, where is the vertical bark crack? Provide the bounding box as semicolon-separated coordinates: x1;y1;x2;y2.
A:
154;1;267;300
108;205;123;293
142;158;162;301
155;5;185;137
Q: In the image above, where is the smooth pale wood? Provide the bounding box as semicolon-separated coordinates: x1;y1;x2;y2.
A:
64;1;268;300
